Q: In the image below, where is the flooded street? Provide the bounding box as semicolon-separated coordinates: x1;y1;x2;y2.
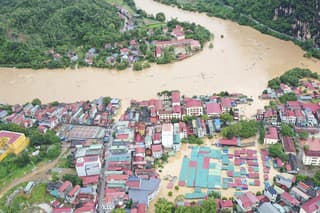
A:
0;0;319;111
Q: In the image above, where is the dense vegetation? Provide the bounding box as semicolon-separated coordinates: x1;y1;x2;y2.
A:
268;143;288;161
268;68;320;89
155;197;217;213
156;0;320;59
0;0;122;68
221;120;258;139
0;0;211;69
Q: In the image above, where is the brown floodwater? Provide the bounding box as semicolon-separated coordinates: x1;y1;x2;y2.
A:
0;0;319;111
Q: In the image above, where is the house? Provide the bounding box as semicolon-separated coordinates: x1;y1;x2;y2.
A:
128;177;160;207
257;202;280;213
155;46;162;58
264;109;278;125
290;186;310;202
58;181;73;199
264;186;277;202
151;144;163;159
264;126;278;145
76;155;101;177
218;137;240;147
219;200;233;212
235;192;259;212
171;25;185;40
282;136;296;155
0;130;30;161
66;185;81;203
221;97;233;113
161;123;173;148
52;208;73;213
281;192;300;207
171;91;181;106
302;138;320;166
206;102;222;117
275;173;295;190
300;194;320;213
185;99;203;116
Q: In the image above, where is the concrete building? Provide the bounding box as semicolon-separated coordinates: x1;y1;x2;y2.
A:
302;138;320;166
161;123;173;148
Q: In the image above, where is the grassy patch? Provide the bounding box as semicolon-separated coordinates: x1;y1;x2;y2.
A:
28;183;54;204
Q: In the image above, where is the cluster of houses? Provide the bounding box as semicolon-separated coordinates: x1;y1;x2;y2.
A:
233;174;320;213
0;97;120;132
261;80;320;101
258;79;320;168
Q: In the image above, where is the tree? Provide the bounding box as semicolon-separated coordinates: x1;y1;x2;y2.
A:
200;198;217;212
111;209;126;213
156;12;166;22
155;198;174;213
168;191;173;196
221;113;233;124
103;96;112;105
268;144;288;161
31;98;41;106
174;186;179;190
133;61;143;71
209;43;214;48
279;92;297;103
298;131;309;139
63;174;82;186
15;151;30;167
281;124;295;137
47;144;61;159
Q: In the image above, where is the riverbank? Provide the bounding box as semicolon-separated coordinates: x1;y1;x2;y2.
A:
1;0;320;109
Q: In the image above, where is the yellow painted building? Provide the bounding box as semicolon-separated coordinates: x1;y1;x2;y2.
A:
0;130;29;161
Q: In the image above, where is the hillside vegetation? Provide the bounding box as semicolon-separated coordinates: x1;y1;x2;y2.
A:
157;0;320;59
0;0;123;68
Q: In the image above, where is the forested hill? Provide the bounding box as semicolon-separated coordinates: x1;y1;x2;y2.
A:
0;0;123;67
157;0;320;58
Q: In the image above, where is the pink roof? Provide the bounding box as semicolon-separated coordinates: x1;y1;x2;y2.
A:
0;130;24;144
130;40;137;46
185;99;202;108
221;98;232;108
304;138;320;157
206;102;222;114
52;208;73;213
220;200;233;208
173;105;181;113
282;137;296;153
152;144;163;152
155;46;162;55
264;109;276;117
81;175;99;185
127;180;141;188
237;192;259;208
162;123;173;132
265;127;278;140
287;101;301;108
172;91;180;103
301;102;320;113
282;192;300;205
106;174;129;182
300;194;320;213
58;181;72;192
219;137;238;146
67;185;80;197
74;202;95;213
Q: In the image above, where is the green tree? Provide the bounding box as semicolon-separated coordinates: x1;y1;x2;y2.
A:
155;198;174;213
281;124;295;137
268;144;288;161
221;113;233;124
279;92;297;103
31;98;41;106
156;12;166;22
63;174;82;186
103;96;112;105
200;198;217;212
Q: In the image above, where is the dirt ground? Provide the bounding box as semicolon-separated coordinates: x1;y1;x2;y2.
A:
148;136;280;212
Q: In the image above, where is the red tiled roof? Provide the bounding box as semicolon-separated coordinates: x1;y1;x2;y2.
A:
282;192;300;206
206;102;222;114
287;101;301;108
237;192;258;208
185;99;202;108
0;130;24;144
67;185;80;197
282;137;296;153
58;181;72;192
265;127;278;140
221;98;232;108
171;91;180;103
300;194;320;213
81;175;99;185
52;208;73;213
219;137;238;146
220;200;233;208
151;144;163;152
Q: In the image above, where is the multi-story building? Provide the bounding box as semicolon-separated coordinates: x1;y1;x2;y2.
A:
161;123;173;148
302;138;320;166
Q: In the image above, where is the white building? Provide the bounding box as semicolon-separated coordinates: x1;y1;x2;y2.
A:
185;100;203;116
264;126;278;145
161;123;173;148
76;155;101;177
302;138;320;166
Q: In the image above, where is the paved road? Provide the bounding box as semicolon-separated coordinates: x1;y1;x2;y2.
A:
0;144;69;198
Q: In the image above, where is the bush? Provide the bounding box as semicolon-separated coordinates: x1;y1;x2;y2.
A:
168;191;173;196
174;186;179;190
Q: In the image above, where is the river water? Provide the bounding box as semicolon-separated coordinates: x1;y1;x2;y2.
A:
0;0;319;111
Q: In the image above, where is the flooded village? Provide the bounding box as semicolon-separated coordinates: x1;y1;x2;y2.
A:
0;0;320;213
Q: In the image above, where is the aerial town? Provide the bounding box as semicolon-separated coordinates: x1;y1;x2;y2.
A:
1;69;320;213
1;0;320;213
